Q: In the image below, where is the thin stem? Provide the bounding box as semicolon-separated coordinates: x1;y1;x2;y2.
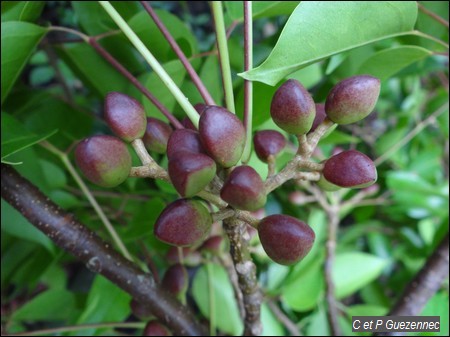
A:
267;299;302;336
267;155;276;178
212;1;236;113
418;3;449;28
206;262;217;336
374;103;448;166
140;1;216;106
129;165;170;180
241;1;253;163
235;210;260;228
412;30;449;49
40;141;133;261
306;118;336;155
131;138;154;166
294;171;320;181
211;208;235;222
99;1;200;126
3;322;145;336
89;38;183;129
218;254;246;319
48;26;89;41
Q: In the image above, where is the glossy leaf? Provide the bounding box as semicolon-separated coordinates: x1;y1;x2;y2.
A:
1;2;45;22
241;1;418;85
333;252;388;299
357;46;432;80
1;21;47;103
192;263;243;335
225;1;299;20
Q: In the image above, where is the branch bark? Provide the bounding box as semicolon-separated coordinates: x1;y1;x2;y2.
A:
1;164;206;336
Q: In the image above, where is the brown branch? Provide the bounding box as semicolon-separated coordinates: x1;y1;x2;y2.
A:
223;218;262;336
140;1;216;106
418;3;449;28
375;232;449;337
1;164;206;336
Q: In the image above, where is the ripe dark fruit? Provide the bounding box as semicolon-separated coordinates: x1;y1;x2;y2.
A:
166;129;206;160
181;104;208;130
162;263;188;297
154;199;212;247
325;75;380;124
322;150;377;188
130;299;152;320
253;130;286;163
270;79;316;135
200;235;225;255
258;214;315;265
199;106;245;167
220;165;267;211
75;135;131;188
143;117;172;154
143;321;171;336
310;103;326;133
166;246;202;266
168;152;216;197
104;92;146;142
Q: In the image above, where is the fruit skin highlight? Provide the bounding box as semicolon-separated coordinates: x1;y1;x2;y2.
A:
322;150;377;188
154;199;212;247
104;92;147;142
270;79;316;135
75;135;131;188
258;214;315;265
325;75;380;125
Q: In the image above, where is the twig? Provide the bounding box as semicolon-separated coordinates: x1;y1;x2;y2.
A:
418;3;449;28
375;233;449;336
267;299;302;336
223;218;262;336
89;37;183;129
1;164;206;336
140;1;216;106
218;254;246;319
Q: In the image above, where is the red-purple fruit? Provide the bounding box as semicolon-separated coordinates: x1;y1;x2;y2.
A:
199;106;245;167
104;92;147;142
200;235;225;255
129;299;152;320
166;129;206;160
270;79;316;135
253;130;286;163
168;152;216;197
220;165;266;211
322;150;377;188
162;263;188;297
181;103;208;129
154;199;212;247
75;135;131;188
325;75;380;124
258;214;315;265
309;103;326;132
165;246;202;266
143;321;171;336
143;117;172;153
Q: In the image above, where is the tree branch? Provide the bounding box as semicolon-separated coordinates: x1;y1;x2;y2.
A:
1;164;206;336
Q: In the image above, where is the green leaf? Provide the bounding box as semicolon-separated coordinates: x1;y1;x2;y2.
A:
12;289;76;321
356;46;432;80
333;252;388;299
226;1;300;21
1;21;47;103
192;263;243;335
240;2;418;85
346;304;388;317
261;303;285;336
1;113;57;162
1;2;45;22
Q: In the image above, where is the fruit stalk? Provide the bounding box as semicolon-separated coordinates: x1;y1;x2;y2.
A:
1;164;207;336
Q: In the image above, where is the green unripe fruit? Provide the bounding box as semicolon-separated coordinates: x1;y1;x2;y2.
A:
322;150;377;188
258;214;315;265
199;106;245;167
154;199;212;247
104;92;147;142
317;174;341;192
220;165;266;211
75;135;131;188
270;79;316;135
325;75;380;124
143;117;172;154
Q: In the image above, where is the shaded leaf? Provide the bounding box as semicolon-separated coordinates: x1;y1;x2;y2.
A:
226;1;300;21
241;2;418;85
1;2;45;22
1;21;47;103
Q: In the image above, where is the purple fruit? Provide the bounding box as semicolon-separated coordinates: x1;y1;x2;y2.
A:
310;103;326;132
322;150;377;188
166;129;206;160
199;106;245;167
220;165;266;211
325;75;380;124
270;79;316;135
200;235;225;255
161;263;188;296
75;135;131;188
143;117;172;153
168;152;216;197
143;321;171;336
104;92;147;142
253;130;286;163
154;199;212;247
258;214;315;265
165;246;202;266
130;299;152;320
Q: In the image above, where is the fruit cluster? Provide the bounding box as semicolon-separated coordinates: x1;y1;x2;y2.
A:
75;75;380;266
